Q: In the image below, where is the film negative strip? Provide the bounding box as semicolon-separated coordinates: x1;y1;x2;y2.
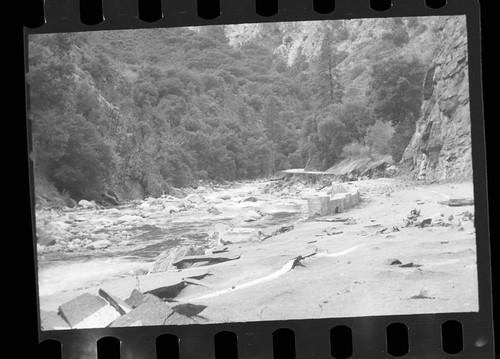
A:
19;0;494;358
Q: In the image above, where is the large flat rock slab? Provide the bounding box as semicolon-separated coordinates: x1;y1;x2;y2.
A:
39;267;212;312
110;295;173;327
58;293;121;329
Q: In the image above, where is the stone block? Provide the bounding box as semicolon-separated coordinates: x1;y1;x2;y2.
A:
350;190;359;205
329;198;343;214
332;193;346;212
58;293;121;329
332;193;347;200
110;295;173;327
330;183;348;196
344;193;352;208
307;196;330;217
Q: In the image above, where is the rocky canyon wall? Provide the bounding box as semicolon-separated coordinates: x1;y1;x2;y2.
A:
401;16;472;181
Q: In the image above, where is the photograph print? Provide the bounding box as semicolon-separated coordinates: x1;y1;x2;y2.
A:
28;15;478;330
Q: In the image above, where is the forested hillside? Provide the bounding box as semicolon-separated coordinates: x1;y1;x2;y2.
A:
27;16;448;202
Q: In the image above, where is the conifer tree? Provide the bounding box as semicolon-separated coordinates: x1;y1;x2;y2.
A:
313;24;345;108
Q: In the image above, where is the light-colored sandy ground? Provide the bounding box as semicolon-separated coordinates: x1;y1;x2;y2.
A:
38;178;478;325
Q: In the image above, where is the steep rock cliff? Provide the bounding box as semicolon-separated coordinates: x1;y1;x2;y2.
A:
401;16;471;180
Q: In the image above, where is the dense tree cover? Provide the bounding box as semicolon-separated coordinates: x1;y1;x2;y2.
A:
29;29;312;200
28;20;429;200
367;56;426;161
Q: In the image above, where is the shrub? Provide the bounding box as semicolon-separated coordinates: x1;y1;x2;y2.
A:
286;151;304;168
364;120;394;155
50;114;116;200
389;121;415;162
341;142;371;159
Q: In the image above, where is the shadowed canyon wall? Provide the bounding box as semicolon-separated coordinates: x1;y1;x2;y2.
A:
401;16;472;180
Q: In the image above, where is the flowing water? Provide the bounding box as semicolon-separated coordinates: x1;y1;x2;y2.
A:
36;181;308;297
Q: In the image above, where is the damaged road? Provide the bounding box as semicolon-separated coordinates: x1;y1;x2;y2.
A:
38;178;478;328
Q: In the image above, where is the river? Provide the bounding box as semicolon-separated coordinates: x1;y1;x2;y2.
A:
36;180;309;297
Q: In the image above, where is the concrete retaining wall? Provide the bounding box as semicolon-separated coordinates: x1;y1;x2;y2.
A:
307;186;360;218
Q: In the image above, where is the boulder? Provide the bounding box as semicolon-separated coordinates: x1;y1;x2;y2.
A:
46;244;63;252
166;203;187;213
64;197;78;208
242;196;258;202
186;193;206;205
138;202;151;210
85;239;112;250
243;210;262;222
66;243;79;252
78;200;97;208
45;220;71;232
218;227;258;244
218;194;231;200
386;165;398;176
207;206;221;215
37;243;45;254
107;208;121;215
169;187;187;198
37;231;56;246
92;232;109;241
116;215;143;223
214;223;232;234
101;192;120;206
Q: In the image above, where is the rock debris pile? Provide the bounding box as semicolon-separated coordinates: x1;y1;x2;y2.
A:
40;259;229;330
41;282;209;330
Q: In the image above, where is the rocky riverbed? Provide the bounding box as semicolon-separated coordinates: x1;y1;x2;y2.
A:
36;177;478;329
36;180;311;298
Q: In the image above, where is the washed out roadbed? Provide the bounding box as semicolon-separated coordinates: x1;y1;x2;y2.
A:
37;178;478;329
